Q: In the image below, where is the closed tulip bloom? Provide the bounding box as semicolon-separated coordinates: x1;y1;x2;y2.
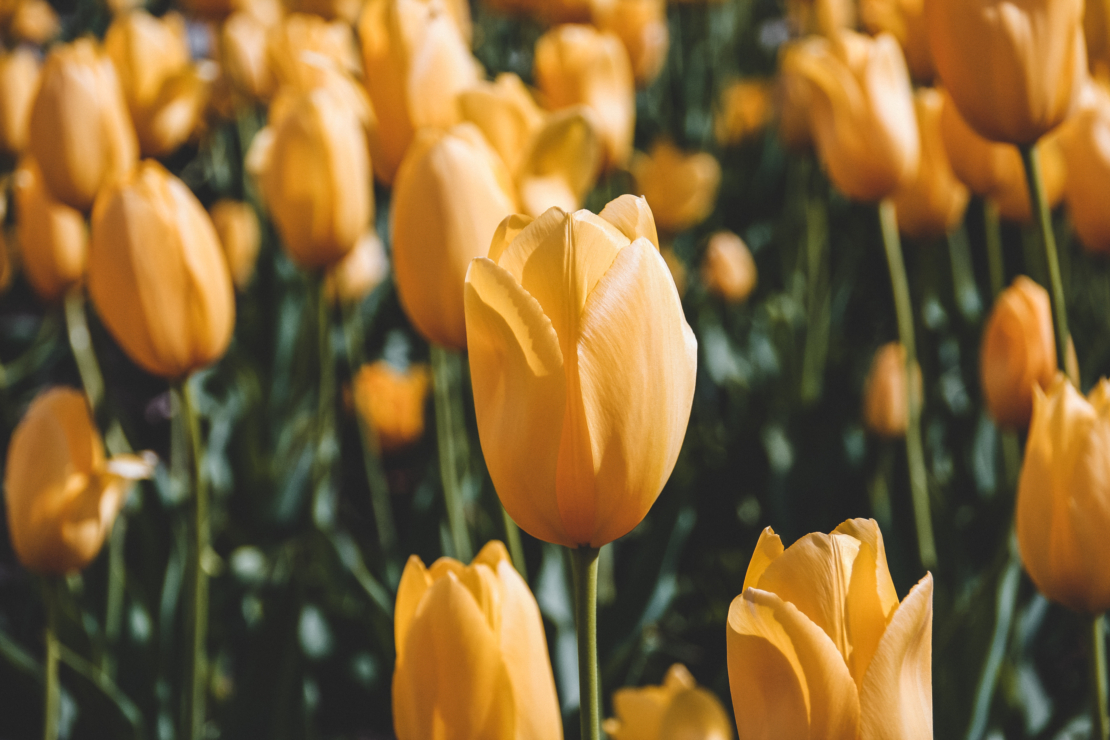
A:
632;141;721;234
863;341;922;438
701;231;756;304
458;74;545;176
926;0;1087;145
516;107;602;217
352;361;429;452
534;24;635;170
14;158;87;303
859;0;933;82
267;13;361;91
325;230;388;305
9;0;58;44
0;49;39;155
1060;90;1110;254
785;0;855;36
715;79;773;147
393;540;562;740
604;664;733;740
392;123;516;349
784;31;920;202
728;519;933;740
28;38;138;212
89;161;235;379
209;199;261;290
980;276;1056;429
221;12;277;102
591;0;669;87
5;388;154;575
464;195;696;548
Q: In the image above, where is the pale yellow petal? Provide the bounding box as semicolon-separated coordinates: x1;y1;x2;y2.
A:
394;555;431;662
742;527;784;593
833;518;901;684
659;687;734;740
609;685;672;740
598;193;660;249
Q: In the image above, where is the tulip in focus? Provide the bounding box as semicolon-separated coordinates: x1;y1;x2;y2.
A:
715;79;773;147
89;161;235;379
863;341;921;438
859;0;933;82
632;141;721;235
591;0;669;87
392;123;517;349
392;541;562;740
1060;88;1110;254
325;231;388;305
464;195;697;548
604;664;733;740
701;231;756;304
28;38;138;212
0;48;39;155
14;158;88;303
5;388;155;575
352;361;429;453
926;0;1087;145
728;519;933;740
210;199;261;291
1017;375;1110;613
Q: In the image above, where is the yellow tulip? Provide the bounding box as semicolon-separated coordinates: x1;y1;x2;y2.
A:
783;30;920;202
715;79;773;147
352;361;429;452
980;276;1057;429
591;0;669;87
267;12;361;92
534;23;635;170
464;195;696;547
632;141;721;235
0;48;38;155
4;387;154;575
392;540;562;740
701;231;756;304
604;664;734;740
891;88;969;239
1060;86;1110;255
8;0;57;44
775;50;814;150
325;230;388;305
209;199;261;291
392;123;517;349
859;0;933;82
88;160;235;379
220;12;277;102
458;74;546;176
1088;0;1110;78
727;519;933;740
926;0;1087;145
28;38;138;212
1017;375;1110;613
785;0;855;37
14;158;87;303
863;341;922;438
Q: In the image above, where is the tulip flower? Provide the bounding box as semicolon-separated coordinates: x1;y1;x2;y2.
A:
604;664;734;740
0;49;39;155
785;0;855;37
926;0;1087;145
701;231;756;304
783;30;919;202
775;50;814;150
7;0;58;45
464;195;696;547
1088;0;1110;78
267;13;361;92
392;540;562;740
980;277;1057;429
859;0;933;82
728;519;934;740
88;160;235;379
220;12;277;102
533;23;636;170
14;158;88;303
1060;87;1110;254
28;38;138;212
5;388;154;575
325;231;388;305
352;361;429;452
715;79;773;147
392;123;517;349
1016;375;1110;613
458;74;546;176
591;0;669;87
863;342;921;438
209;199;261;291
632;141;721;235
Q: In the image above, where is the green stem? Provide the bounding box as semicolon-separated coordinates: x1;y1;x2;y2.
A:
1019;144;1072;380
879;199;937;570
800;186;830;405
501;507;527;584
984;200;1005;300
314;275;337;528
179;379;208;740
102;517;127;679
947;224;982;322
966;546;1021;740
431;345;472;563
64;287;105;413
570;547;601;740
1093;615;1109;740
42;580;59;740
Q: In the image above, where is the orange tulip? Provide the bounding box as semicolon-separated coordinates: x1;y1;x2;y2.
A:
325;231;388;305
859;0;933;82
604;664;733;740
701;231;756;304
267;12;361;92
14;158;87;303
352;361;429;452
632;141;721;235
220;12;277;102
715;79;773;147
591;0;669;87
1060;84;1110;254
209;199;261;291
785;0;855;36
8;0;58;44
863;341;922;438
0;48;39;155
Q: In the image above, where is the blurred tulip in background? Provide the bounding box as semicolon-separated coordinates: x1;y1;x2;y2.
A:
0;48;38;155
632;140;721;235
863;341;921;438
701;230;756;304
210;199;262;291
604;663;733;740
352;361;429;453
859;0;932;82
325;230;388;305
715;79;772;147
1060;84;1110;254
591;0;669;87
14;158;87;303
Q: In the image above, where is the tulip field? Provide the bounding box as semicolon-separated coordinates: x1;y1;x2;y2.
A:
5;0;1110;738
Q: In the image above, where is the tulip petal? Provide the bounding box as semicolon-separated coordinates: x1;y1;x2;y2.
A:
519;175;579;219
610;685;672;740
598;193;660;249
460;560;503;635
394;555;431;663
574;239;697;546
464;257;570;545
832;519;900;684
659;688;735;740
742;527;784;593
487;214;534;265
859;573;933;740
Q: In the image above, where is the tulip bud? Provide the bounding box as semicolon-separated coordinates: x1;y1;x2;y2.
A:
701;231;756;304
221;12;277;102
1060;89;1110;254
728;520;933;739
785;0;854;36
859;0;933;82
980;276;1057;429
775;51;814;150
392;123;516;349
5;388;155;575
88;161;235;379
325;230;388;305
458;73;546;176
267;12;361;91
392;541;562;740
352;361;429;452
516;107;602;217
604;664;733;740
14;158;87;303
28;38;138;212
534;23;636;170
715;79;773;147
9;0;58;44
591;0;669;87
926;0;1087;145
464;195;696;547
783;31;920;202
863;341;922;438
632;141;721;235
210;199;261;290
0;49;39;155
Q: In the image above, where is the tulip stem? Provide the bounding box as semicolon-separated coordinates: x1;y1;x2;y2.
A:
179;379;208;740
63;287;105;413
42;579;59;740
984;200;1005;299
431;345;473;563
570;546;601;740
501;507;528;584
1019;144;1072;382
879;199;937;571
314;275;337;527
1093;615;1110;740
